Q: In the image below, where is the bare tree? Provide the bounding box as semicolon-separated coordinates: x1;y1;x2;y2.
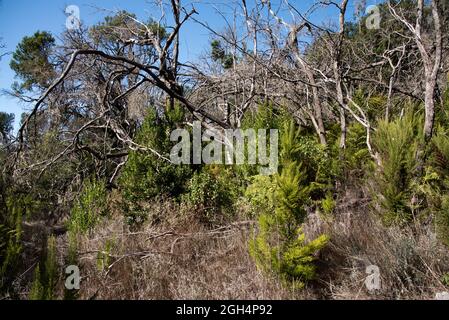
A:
12;1;230;179
389;0;443;141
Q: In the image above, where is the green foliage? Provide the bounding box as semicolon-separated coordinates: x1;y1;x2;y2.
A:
321;192;336;217
0;112;14;144
97;239;114;271
244;175;277;217
211;39;234;69
119;105;192;225
0;202;22;285
418;128;449;245
279;120;336;198
0;180;48;294
68;178;108;234
431;129;449;178
275;161;309;229
182;167;238;222
249;120;328;287
44;236;58;299
0;194;36;291
10;31;55;90
63;231;79;300
441;273;449;287
66;232;78;266
90;11;166;50
242;102;289;132
373;112;423;225
343;123;373;173
249;204;328;287
435;195;449;246
29;265;44;300
278;231;329;287
120;107;191;201
29;236;58;300
350;89;387;124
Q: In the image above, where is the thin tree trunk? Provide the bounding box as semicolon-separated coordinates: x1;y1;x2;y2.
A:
423;80;437;140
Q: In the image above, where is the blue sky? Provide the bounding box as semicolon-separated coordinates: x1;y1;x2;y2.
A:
0;0;379;132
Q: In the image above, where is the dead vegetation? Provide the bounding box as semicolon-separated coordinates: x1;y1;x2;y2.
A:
28;185;445;300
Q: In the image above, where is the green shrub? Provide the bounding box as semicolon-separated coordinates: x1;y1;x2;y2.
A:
244;175;277;217
238;103;290;178
0;193;39;292
343;122;373;173
63;230;79;300
436;195;449;246
119;106;192;225
97;239;114;271
242;102;289;133
182;167;238;222
372;112;422;225
279;120;337;199
29;265;44;300
424;129;449;245
0;199;22;281
249;166;329;287
441;273;449;286
29;236;58;300
321;192;336;217
0;179;48;295
249;120;328;287
68;178;107;234
431;128;449;178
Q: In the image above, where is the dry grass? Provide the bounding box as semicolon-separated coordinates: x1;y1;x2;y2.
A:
21;186;449;300
66;199;298;300
303;187;449;300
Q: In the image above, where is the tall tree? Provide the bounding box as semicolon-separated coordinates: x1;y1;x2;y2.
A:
10;31;55;91
389;0;443;141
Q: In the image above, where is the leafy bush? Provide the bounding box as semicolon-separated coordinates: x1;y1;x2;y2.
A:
63;231;79;300
242;102;289;132
0;198;23;282
249;163;329;287
244;175;277;217
119;105;192;225
182;167;238;223
29;265;44;300
97;239;114;271
436;195;449;246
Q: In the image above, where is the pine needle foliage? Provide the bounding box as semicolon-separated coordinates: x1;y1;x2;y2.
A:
29;236;58;300
68;178;108;234
372;112;423;225
249;120;328;288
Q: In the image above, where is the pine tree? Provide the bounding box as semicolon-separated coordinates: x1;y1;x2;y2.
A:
10;31;55;90
249;120;328;288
